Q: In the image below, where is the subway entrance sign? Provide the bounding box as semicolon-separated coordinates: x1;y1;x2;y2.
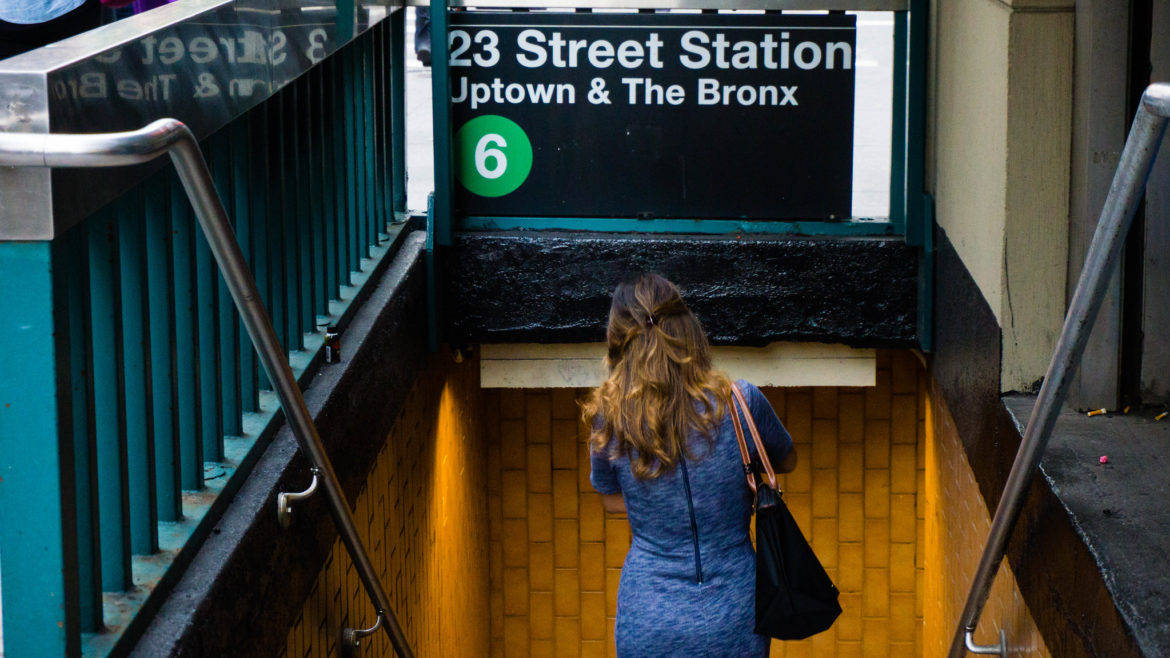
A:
449;11;856;220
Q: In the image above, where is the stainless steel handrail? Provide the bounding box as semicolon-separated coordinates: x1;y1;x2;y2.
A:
948;82;1170;657
0;119;415;658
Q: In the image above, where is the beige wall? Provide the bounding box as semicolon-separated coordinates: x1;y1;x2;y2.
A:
931;0;1074;391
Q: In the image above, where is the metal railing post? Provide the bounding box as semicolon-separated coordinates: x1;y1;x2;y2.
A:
948;82;1170;657
0;118;415;658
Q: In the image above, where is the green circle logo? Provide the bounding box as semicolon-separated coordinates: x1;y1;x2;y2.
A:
454;115;533;197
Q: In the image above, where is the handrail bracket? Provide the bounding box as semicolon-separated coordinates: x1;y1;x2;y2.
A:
341;612;385;656
277;467;321;528
965;628;1008;657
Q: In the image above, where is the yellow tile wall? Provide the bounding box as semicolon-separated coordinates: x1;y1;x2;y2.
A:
923;380;1051;657
485;350;928;657
282;353;491;658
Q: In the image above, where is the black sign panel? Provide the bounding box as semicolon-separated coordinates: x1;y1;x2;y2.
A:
449;11;856;220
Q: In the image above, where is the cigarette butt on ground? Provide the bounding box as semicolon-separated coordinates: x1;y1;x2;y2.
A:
1124;406;1131;414
1156;412;1168;421
1087;408;1107;417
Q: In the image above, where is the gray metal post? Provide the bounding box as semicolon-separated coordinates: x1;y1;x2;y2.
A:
948;83;1170;657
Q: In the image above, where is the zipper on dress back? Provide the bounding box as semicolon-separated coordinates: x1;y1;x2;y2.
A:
678;457;704;584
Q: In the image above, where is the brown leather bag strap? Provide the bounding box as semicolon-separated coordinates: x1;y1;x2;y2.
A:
728;395;756;493
730;383;778;491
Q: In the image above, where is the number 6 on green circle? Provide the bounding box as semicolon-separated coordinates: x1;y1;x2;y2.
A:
455;115;533;197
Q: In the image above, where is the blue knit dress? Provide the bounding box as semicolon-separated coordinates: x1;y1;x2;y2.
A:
590;380;794;657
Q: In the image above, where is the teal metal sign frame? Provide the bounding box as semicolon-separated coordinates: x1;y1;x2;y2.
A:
429;0;929;244
427;0;932;351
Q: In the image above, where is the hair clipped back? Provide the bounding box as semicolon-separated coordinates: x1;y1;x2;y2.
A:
582;273;731;479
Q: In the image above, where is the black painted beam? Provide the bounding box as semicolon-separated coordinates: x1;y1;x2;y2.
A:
445;231;919;347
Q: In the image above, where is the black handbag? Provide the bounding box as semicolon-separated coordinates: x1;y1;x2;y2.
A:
728;384;842;640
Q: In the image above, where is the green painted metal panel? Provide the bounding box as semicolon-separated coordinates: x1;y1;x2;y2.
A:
209;132;242;437
353;43;369;261
364;38;376;255
374;22;390;233
269;92;290;351
170;175;204;491
87;210;133;591
430;0;453;247
335;0;354;42
291;83;313;338
230;119;259;413
344;46;361;277
309;66;328;316
890;11;908;233
332;54;351;291
193;171;224;463
371;21;383;234
116;193;159;555
905;0;928;248
368;27;382;237
386;21;395;230
286;83;304;332
294;79;313;330
144;176;181;521
65;227;102;630
390;8;407;214
0;241;80;656
280;88;301;353
248;107;273;392
363;34;378;252
456;216;898;236
323;55;340;303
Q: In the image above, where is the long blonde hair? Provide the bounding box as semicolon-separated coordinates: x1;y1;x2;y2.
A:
582;274;731;479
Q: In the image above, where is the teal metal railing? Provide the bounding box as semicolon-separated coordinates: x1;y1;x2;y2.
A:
0;5;407;656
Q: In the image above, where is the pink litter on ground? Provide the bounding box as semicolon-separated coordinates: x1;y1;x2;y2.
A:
1099;455;1109;464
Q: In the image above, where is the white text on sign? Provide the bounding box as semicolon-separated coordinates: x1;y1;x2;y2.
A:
450;29;853;72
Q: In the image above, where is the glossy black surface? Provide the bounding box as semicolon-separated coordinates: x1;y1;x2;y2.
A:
444;231;919;347
449;11;856;220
